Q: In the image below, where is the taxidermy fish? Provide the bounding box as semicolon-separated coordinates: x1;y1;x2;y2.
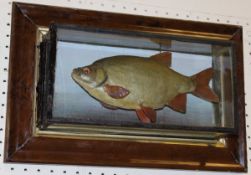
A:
71;52;219;123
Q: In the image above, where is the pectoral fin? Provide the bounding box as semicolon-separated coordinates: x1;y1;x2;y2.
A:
136;107;156;123
150;52;172;67
168;93;187;113
104;84;130;99
101;102;118;110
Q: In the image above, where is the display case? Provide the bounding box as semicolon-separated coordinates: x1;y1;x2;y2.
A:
38;24;236;141
4;2;246;172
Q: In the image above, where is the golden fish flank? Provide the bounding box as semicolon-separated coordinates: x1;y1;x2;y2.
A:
71;52;219;124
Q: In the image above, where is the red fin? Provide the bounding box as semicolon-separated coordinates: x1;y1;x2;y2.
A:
101;102;117;110
191;68;219;102
136;107;156;123
150;52;172;67
136;110;151;123
104;84;130;99
168;93;187;113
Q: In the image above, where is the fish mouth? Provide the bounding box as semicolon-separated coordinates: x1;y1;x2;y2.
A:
71;69;84;84
71;69;80;82
71;69;95;87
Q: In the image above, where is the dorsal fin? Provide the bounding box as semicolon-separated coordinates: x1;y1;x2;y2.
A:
150;52;172;67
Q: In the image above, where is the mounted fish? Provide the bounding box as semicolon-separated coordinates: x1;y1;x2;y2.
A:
71;52;219;123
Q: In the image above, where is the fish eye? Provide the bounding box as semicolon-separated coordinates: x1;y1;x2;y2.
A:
83;67;91;75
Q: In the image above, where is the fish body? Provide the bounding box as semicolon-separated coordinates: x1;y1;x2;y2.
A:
72;52;219;123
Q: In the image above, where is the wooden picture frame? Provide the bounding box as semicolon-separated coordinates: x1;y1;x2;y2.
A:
4;2;246;172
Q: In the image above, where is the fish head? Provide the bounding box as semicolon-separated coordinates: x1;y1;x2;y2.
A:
71;65;107;89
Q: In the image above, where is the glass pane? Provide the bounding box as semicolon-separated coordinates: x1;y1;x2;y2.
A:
50;25;234;131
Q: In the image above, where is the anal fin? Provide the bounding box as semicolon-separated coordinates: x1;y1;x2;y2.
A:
168;93;187;113
136;106;156;123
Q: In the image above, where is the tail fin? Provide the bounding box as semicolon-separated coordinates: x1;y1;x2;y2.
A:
191;68;219;103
